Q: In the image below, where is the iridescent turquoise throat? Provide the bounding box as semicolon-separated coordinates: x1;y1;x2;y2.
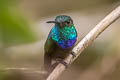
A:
48;25;77;49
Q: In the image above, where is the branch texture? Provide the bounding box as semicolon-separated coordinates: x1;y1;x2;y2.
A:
47;6;120;80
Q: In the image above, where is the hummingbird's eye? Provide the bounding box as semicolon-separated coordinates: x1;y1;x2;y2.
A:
66;21;70;24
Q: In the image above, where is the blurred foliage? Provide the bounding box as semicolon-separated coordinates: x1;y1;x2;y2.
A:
0;0;119;80
0;68;24;80
20;0;120;20
0;72;5;80
73;42;107;69
0;0;38;79
0;0;37;47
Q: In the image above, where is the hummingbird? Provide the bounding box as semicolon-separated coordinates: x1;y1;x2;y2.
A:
44;15;77;73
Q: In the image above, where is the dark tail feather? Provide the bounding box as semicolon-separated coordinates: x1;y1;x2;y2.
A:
44;53;59;79
44;53;52;73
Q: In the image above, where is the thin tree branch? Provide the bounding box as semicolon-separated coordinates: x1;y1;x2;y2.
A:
46;6;120;80
1;67;47;74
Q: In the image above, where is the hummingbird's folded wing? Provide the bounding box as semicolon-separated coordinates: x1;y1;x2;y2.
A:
44;38;56;72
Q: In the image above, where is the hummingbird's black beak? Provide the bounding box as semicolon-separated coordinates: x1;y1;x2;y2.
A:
46;21;59;24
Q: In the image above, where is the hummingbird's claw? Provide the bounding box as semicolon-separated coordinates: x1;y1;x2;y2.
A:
59;61;68;68
56;58;68;68
71;52;76;58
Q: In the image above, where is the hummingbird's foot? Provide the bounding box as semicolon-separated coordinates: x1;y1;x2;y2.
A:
56;58;68;68
59;60;68;68
70;51;76;58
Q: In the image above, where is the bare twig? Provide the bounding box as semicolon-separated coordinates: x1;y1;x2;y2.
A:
1;67;47;74
47;6;120;80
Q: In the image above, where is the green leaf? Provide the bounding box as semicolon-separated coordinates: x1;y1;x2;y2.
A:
0;3;37;47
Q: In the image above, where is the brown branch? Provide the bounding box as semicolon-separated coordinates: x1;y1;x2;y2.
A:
46;6;120;80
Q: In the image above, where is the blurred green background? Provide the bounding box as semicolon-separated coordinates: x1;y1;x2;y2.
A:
0;0;120;80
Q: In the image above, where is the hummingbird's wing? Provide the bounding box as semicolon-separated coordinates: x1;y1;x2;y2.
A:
44;38;56;72
75;26;78;37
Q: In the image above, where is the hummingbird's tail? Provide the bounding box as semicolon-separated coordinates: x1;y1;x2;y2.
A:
44;53;52;73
